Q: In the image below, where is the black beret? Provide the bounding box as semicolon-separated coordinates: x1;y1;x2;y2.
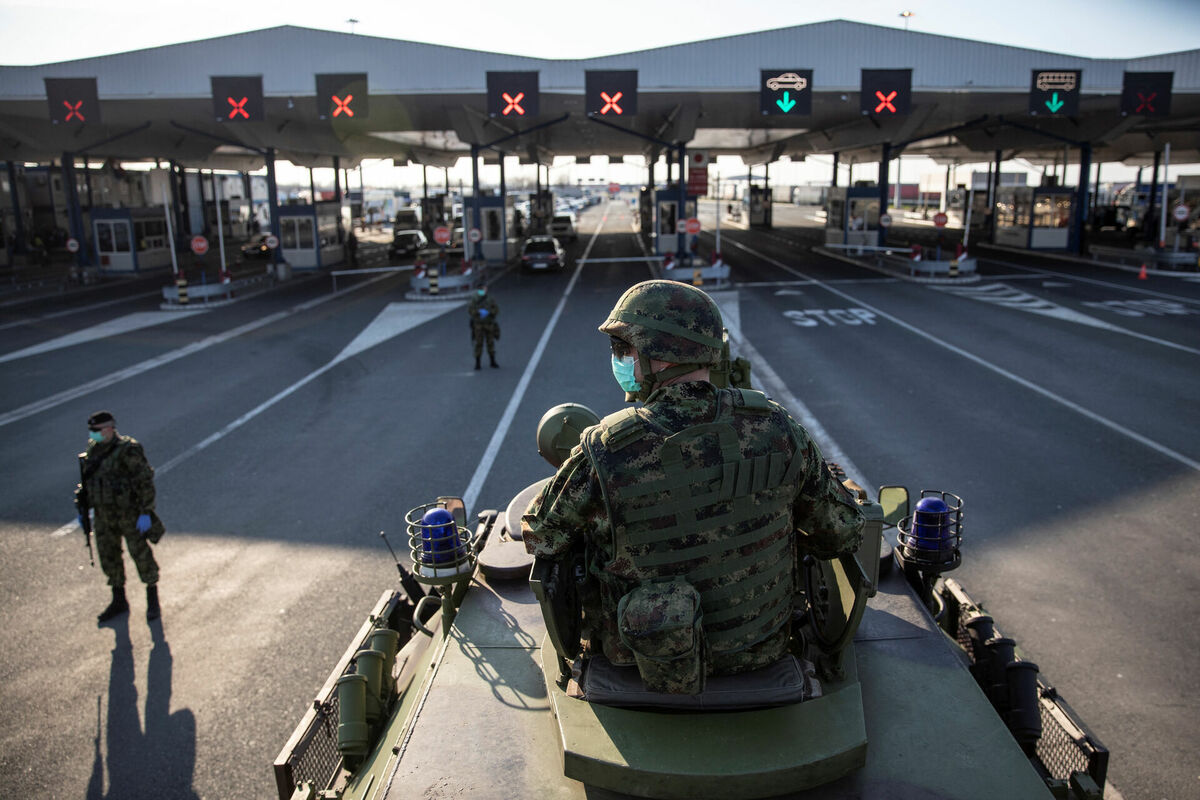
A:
87;410;115;427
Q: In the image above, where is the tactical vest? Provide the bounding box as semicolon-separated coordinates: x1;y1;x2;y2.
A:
581;388;804;669
81;437;137;511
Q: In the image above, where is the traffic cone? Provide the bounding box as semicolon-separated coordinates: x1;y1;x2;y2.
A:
1138;264;1148;280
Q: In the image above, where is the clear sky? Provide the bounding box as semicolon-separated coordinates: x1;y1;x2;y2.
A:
4;0;1197;188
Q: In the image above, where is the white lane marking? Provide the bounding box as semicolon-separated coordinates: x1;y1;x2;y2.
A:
460;203;615;517
0;310;205;364
717;290;874;493
154;299;463;477
6;273;397;430
720;235;1200;474
0;290;163;332
931;283;1200;356
981;257;1200;307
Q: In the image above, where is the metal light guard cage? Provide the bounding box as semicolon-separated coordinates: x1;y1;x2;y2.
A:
406;500;477;584
895;490;963;573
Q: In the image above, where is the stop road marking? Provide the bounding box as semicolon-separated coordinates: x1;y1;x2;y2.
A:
784;308;878;327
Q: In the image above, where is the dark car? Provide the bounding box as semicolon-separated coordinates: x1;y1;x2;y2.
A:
388;229;428;260
520;235;568;271
240;235;274;259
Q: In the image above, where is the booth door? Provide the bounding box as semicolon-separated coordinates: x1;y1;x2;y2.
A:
657;200;678;254
280;216;318;268
95;219;136;272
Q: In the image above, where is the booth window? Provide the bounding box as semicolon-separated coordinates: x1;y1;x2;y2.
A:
1034;195;1073;228
827;198;844;230
297;217;314;248
96;222;114;253
281;218;298;249
486;209;501;240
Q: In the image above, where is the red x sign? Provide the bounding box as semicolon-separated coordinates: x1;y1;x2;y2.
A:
600;91;623;115
874;90;898;113
227;96;250;119
1136;92;1156;113
332;94;354;117
502;92;525;116
63;100;85;122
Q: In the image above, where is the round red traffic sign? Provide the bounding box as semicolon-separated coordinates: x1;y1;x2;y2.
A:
608;182;620;195
264;233;279;249
467;227;482;243
879;214;893;228
65;238;80;253
433;226;451;245
685;218;702;235
190;235;209;256
933;212;948;228
1173;204;1189;223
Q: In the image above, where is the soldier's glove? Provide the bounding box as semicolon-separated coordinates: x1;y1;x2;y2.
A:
478;308;489;318
136;514;152;535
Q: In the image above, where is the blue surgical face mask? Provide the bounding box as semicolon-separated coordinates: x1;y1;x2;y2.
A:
477;288;486;297
88;430;104;443
611;354;642;393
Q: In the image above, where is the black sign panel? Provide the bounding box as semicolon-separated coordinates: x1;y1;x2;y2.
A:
212;76;265;122
760;69;813;116
1121;71;1172;117
487;71;539;118
1029;69;1081;117
45;77;100;124
861;69;912;116
316;73;368;120
586;70;637;117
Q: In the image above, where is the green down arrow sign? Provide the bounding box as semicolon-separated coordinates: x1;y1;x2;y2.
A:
776;91;797;113
1045;92;1065;113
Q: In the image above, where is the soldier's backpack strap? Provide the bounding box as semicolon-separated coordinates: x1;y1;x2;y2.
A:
599;408;647;452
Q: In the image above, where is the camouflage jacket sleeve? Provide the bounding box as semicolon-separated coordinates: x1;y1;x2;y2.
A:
520;447;602;559
787;418;864;559
120;439;157;512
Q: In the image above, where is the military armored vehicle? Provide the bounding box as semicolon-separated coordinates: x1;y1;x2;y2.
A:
274;403;1108;800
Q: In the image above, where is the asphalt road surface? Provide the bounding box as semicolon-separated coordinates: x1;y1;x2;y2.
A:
1;198;1197;799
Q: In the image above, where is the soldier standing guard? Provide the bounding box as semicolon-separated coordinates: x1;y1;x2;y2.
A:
75;411;166;624
467;284;500;370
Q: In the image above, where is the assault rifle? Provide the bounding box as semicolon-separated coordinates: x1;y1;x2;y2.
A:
76;456;95;567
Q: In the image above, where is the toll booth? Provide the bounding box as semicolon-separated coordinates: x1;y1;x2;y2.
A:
277;201;349;269
748;185;772;228
90;208;172;273
473;195;515;264
655;194;697;255
419;196;447;241
638;187;653;234
530;191;554;235
825;187;880;247
204;198;251;240
993;187;1075;251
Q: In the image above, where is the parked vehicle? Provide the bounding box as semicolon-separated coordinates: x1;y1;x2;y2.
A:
388;229;428;260
549;213;577;242
520;235;567;271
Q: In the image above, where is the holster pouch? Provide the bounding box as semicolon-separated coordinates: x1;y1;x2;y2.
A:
617;576;705;695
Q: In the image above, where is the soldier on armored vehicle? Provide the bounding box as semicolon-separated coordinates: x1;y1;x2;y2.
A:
521;280;865;697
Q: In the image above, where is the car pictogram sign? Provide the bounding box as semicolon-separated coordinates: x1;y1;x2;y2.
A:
487;72;539;118
45;78;101;125
760;69;813;116
317;73;369;120
1120;71;1172;117
586;70;638;117
861;69;912;116
212;76;265;122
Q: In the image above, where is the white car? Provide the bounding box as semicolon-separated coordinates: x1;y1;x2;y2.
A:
549;213;577;242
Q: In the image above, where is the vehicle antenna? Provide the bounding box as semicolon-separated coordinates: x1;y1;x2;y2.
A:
379;530;429;603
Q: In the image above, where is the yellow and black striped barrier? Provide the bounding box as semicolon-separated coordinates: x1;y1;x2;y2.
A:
429;264;440;295
176;273;189;305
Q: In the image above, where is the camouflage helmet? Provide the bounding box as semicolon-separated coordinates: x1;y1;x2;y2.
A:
598;280;724;366
536;403;601;468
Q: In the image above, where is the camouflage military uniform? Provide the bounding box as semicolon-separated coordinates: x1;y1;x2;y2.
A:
522;381;864;678
77;434;163;588
467;292;499;364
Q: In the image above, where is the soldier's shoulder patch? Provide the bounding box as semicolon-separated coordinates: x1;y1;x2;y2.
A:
731;388;773;414
599;408;646;452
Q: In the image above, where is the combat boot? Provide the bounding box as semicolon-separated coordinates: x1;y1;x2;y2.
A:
97;586;129;623
490;354;498;368
146;585;161;622
474;357;481;370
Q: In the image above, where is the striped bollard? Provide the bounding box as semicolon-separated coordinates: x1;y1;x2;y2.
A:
176;273;189;305
429;263;440;295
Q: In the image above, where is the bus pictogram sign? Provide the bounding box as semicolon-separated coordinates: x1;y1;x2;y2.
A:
45;77;101;125
211;76;264;122
1121;72;1172;117
317;74;369;120
586;71;638;117
861;69;912;116
1029;69;1081;117
488;72;539;118
760;69;813;116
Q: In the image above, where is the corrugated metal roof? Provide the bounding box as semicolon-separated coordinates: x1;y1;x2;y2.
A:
2;20;1198;100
